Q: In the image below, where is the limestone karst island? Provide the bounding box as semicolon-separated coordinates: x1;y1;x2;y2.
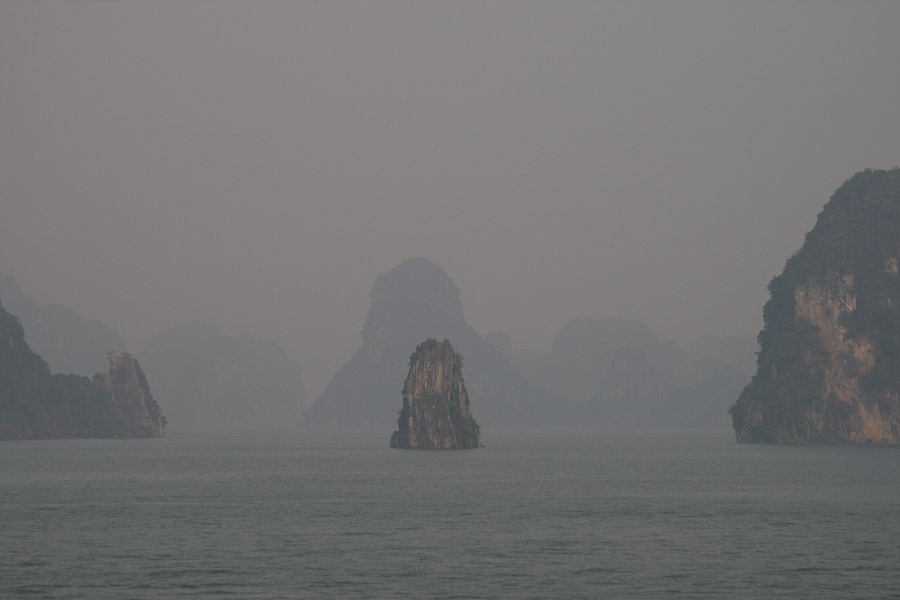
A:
390;338;483;449
0;300;166;439
731;168;900;443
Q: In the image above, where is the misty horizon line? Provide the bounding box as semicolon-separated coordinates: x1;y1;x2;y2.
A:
0;258;759;411
0;260;758;354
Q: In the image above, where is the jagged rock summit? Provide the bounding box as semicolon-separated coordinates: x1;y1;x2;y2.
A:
731;168;900;443
390;339;482;449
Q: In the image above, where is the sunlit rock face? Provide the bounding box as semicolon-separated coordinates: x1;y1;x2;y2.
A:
731;168;900;443
390;338;482;449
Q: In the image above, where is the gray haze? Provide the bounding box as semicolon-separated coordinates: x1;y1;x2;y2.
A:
2;1;899;398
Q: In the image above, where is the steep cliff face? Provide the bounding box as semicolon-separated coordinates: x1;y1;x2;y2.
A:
731;168;900;443
95;351;166;437
390;339;482;449
0;301;165;439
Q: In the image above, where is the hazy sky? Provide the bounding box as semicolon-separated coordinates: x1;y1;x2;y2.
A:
2;1;899;397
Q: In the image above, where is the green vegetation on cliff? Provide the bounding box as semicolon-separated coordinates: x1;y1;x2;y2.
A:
731;168;900;443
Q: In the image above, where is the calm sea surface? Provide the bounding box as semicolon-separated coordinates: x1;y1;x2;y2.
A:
1;427;898;599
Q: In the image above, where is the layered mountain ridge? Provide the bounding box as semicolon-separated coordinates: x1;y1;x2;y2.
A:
138;321;306;429
514;317;755;428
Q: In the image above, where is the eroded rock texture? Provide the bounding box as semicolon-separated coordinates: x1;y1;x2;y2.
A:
731;168;900;443
390;339;483;449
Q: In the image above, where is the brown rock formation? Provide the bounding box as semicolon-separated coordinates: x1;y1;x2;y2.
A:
390;338;483;449
731;168;900;443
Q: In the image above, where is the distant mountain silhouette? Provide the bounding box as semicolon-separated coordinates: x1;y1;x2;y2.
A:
302;258;565;427
0;273;126;377
514;317;753;427
590;345;669;426
484;330;512;363
685;335;757;378
138;321;306;429
514;317;684;405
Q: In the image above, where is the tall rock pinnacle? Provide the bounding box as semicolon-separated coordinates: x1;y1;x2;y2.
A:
390;339;483;449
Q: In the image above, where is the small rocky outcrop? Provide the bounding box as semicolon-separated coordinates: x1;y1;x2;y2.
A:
731;168;900;443
390;339;483;449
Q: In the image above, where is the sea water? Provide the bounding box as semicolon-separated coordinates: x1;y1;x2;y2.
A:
1;427;898;599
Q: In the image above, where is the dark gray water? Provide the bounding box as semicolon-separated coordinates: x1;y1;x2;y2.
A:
2;428;899;599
